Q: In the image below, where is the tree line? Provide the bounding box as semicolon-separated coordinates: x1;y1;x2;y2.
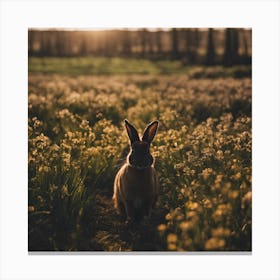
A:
28;28;251;66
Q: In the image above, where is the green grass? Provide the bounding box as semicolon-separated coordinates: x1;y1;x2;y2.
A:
28;57;190;75
28;56;251;77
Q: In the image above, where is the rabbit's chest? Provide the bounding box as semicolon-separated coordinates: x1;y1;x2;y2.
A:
133;197;143;209
123;167;155;198
128;177;153;196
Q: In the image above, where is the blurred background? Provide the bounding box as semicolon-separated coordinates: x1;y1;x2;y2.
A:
28;28;251;67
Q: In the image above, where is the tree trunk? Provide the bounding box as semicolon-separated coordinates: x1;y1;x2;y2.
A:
171;28;179;59
223;28;232;66
242;28;248;57
205;28;215;65
141;29;147;56
156;30;162;55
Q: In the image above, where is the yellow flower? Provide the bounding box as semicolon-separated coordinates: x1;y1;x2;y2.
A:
167;243;177;251
205;237;226;250
212;227;231;237
28;206;35;212
157;224;167;232
203;199;212;208
215;174;223;184
243;191;252;202
187;211;197;219
184;238;193;247
242;191;252;208
234;172;242;180
165;213;172;220
201;168;213;180
228;190;239;199
61;185;70;197
176;214;184;221
216;150;223;160
188;202;199;210
167;233;177;243
180;221;192;231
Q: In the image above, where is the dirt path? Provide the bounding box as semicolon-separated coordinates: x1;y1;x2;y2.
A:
91;193;167;251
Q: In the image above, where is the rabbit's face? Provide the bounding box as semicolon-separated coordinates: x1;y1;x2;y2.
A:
128;141;153;169
124;119;158;169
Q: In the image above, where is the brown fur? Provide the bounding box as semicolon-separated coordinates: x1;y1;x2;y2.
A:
113;163;158;220
112;120;159;221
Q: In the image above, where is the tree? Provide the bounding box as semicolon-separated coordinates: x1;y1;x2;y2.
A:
140;29;147;56
147;31;154;55
205;28;216;65
185;28;200;64
185;29;192;62
79;33;88;56
155;29;162;55
224;28;232;66
223;28;240;66
232;28;239;62
121;29;132;55
28;30;35;56
171;28;179;59
39;32;49;56
55;31;66;56
242;28;248;57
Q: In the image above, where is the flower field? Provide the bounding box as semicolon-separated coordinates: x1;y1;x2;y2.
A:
28;68;251;251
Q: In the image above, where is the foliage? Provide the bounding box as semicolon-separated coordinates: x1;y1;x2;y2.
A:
28;69;251;251
28;57;252;77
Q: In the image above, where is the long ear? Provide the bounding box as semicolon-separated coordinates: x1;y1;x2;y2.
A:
124;119;140;145
142;120;159;144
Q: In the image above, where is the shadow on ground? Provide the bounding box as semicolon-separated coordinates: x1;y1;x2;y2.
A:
90;193;167;251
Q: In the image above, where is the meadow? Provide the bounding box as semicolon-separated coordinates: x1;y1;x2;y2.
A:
28;58;252;251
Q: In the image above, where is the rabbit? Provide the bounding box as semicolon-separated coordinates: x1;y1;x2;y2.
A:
113;119;159;222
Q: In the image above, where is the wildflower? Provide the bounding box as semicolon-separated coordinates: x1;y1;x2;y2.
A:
201;168;213;180
231;164;238;171
167;243;177;250
28;74;252;252
157;224;167;232
234;172;242;180
50;144;60;152
49;184;58;193
28;206;35;212
205;237;226;250
174;163;185;170
203;198;212;208
165;213;172;220
183;238;193;247
240;181;247;190
215;175;223;184
228;190;239;199
213;209;224;222
186;202;202;215
62;152;71;166
212;227;231;237
187;210;197;219
38;165;50;173
61;185;70;198
167;233;177;243
180;221;192;231
216;150;223;160
242;191;252;208
58;108;71;118
176;214;184;221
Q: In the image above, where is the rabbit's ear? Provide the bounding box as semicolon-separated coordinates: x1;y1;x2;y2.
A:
124;119;140;145
142;120;159;144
